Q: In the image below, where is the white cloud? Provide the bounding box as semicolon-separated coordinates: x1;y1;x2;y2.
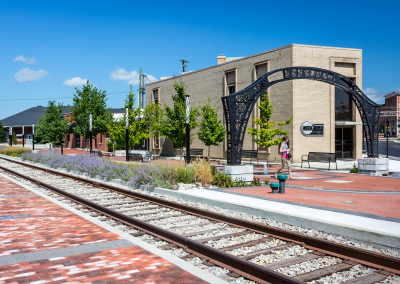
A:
13;55;37;64
63;77;88;87
364;87;383;102
14;68;49;82
110;68;158;85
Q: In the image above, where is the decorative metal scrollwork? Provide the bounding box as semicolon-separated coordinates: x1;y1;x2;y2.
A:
222;66;381;165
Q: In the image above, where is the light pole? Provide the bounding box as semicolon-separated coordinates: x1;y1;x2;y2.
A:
126;107;129;162
185;95;190;164
89;113;93;153
32;124;35;150
386;118;389;158
22;125;24;148
9;127;12;146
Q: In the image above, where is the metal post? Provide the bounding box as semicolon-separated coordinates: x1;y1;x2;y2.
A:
9;127;12;146
89;113;93;154
32;124;35;150
61;143;63;155
185;95;190;164
22;125;24;148
126;107;129;162
386;118;389;158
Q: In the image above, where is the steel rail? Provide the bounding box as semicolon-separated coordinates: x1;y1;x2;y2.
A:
1;157;399;278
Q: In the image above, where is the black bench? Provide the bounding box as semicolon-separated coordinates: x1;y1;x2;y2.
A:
242;150;258;164
128;153;143;163
187;148;204;161
301;152;337;170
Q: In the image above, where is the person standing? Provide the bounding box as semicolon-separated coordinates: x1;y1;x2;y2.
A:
274;136;294;180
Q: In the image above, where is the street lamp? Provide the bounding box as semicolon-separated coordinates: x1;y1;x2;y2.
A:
386;118;389;158
89;113;93;153
9;127;12;146
185;95;190;164
126;107;129;162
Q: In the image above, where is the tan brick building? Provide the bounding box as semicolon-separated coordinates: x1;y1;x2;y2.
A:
145;44;363;162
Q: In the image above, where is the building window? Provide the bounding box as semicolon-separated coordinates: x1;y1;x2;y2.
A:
335;78;356;121
153;88;159;103
256;63;268;79
225;70;236;95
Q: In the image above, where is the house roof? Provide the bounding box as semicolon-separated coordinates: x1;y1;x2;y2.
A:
1;106;125;127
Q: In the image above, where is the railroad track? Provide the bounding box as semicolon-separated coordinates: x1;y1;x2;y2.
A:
0;157;399;284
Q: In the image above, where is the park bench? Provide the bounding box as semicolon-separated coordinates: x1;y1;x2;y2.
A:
90;150;103;157
128;153;143;163
301;152;337;170
242;150;258;164
187;148;204;161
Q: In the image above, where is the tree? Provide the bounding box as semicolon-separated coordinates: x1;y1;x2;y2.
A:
198;98;226;159
107;89;149;149
0;121;6;143
71;81;113;147
143;101;164;140
12;131;18;145
34;100;69;145
161;81;200;161
248;93;292;167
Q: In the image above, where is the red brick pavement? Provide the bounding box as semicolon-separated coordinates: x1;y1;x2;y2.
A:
0;176;208;283
223;186;400;219
0;247;206;284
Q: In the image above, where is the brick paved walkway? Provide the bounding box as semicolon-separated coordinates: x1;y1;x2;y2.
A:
0;176;208;284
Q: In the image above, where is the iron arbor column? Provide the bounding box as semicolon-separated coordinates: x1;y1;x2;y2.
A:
126;108;129;162
386;118;389;158
186;95;190;164
9;127;12;146
32;124;35;150
89;113;93;153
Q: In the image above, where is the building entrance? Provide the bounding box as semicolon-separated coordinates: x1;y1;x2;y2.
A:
335;127;353;159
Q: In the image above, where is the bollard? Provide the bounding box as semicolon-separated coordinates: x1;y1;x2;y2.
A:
277;174;288;194
269;182;280;194
61;144;63;155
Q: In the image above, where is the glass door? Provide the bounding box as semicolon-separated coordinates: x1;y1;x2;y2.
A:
335;127;353;159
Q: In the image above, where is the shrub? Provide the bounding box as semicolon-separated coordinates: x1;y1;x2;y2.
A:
12;132;18;145
213;172;234;188
250;177;262;186
176;166;194;184
349;163;358;173
191;160;214;185
233;177;247;187
0;146;32;156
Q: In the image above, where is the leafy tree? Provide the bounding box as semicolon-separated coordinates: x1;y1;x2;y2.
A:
12;131;18;145
248;93;292;167
0;121;6;143
161;81;200;161
143;101;164;139
71;81;113;147
34;100;69;145
198;98;226;159
107;90;149;149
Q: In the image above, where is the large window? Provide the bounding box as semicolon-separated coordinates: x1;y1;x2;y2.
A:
335;78;355;121
226;71;236;95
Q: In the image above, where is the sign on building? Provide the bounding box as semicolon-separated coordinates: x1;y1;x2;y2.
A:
301;121;324;136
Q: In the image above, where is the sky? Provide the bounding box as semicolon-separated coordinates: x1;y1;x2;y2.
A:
1;0;400;119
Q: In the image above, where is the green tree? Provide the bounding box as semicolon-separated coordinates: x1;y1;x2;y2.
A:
71;81;113;147
198;98;226;159
12;131;18;145
248;93;292;167
34;100;69;145
0;121;6;143
107;89;149;149
143;101;164;139
161;81;200;161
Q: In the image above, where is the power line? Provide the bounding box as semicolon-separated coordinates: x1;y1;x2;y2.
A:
364;80;400;85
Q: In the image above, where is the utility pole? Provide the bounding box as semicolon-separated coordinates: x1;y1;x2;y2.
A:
138;68;142;110
180;59;189;73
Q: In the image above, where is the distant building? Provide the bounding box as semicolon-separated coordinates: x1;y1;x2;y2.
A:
1;106;124;151
146;44;363;162
379;91;400;137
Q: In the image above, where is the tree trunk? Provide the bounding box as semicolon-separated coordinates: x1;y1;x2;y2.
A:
208;145;210;160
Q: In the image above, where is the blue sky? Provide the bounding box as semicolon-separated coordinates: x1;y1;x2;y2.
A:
1;0;399;119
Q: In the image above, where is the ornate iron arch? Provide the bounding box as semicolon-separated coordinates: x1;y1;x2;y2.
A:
221;67;381;165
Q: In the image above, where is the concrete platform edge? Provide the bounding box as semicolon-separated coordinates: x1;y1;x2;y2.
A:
153;187;400;250
0;172;228;284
